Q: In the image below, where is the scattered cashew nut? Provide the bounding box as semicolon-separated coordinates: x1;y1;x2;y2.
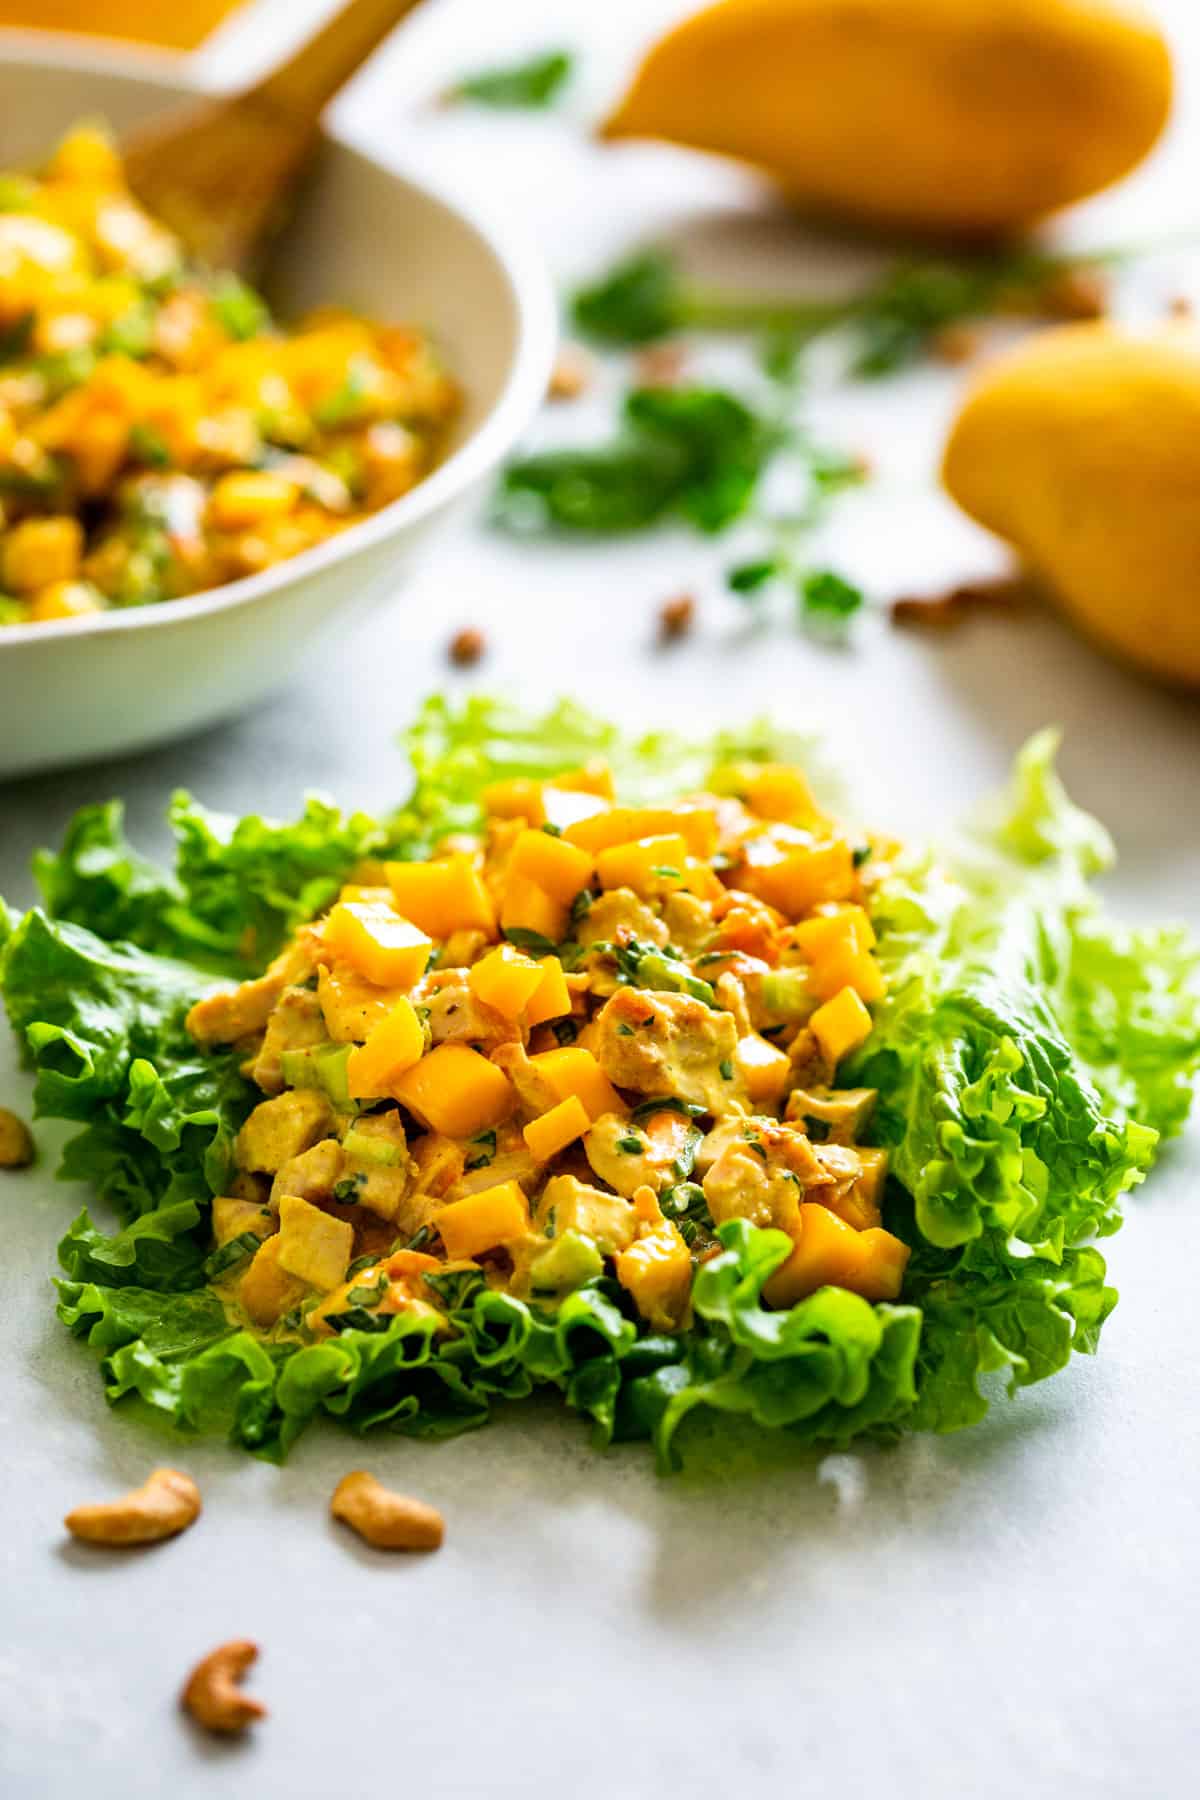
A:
64;1467;202;1546
330;1471;444;1551
181;1640;266;1735
0;1107;34;1169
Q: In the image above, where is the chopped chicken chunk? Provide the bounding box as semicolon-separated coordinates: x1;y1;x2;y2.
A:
589;987;745;1115
584;1107;701;1197
235;1088;335;1174
186;939;315;1046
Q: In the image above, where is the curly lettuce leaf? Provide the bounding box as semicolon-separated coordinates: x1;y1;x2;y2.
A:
854;730;1198;1256
32;791;390;974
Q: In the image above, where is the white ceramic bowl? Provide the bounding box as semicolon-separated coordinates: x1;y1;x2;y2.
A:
0;34;555;778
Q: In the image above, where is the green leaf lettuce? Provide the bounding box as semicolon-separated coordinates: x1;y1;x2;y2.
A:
2;705;1195;1468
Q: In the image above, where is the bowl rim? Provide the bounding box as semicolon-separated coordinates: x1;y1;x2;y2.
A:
0;29;557;649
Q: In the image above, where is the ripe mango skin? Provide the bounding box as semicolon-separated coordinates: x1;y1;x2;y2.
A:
603;0;1171;238
942;323;1200;688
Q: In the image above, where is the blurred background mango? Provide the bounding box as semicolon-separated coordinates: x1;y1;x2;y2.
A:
0;1;243;49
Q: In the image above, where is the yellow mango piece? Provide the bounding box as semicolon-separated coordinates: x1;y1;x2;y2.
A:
483;777;544;822
27;581;104;623
509;828;595;904
346;999;426;1098
482;765;612;826
528;1046;627;1121
433;1179;530;1260
3;515;83;592
564;804;717;859
615;1189;692;1330
384;854;497;938
943;321;1200;687
276;1193;354;1292
735;1032;792;1106
791;909;883;1003
46;124;123;186
809;986;874;1064
468;944;545;1019
743;762;822;824
322;901;431;989
240;1235;308;1327
208;470;298;529
523;1094;592;1163
525;956;571;1028
393;1043;514;1138
765;1202;910;1306
500;874;568;944
602;0;1171;237
739;836;855;919
595;833;690;899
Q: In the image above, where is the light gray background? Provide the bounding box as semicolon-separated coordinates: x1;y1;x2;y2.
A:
2;3;1198;1796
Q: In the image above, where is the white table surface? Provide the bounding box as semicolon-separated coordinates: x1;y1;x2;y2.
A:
2;3;1199;1795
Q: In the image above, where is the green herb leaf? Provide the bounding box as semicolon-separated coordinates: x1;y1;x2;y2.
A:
798;568;864;625
449;49;574;109
202;1230;262;1281
209;274;270;342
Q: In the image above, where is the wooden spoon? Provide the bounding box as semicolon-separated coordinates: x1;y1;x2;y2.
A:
121;0;429;273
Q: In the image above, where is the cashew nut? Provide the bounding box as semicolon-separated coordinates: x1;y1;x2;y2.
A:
181;1640;266;1735
64;1467;202;1546
0;1107;33;1169
330;1470;444;1551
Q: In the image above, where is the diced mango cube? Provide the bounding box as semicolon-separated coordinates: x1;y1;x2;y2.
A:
735;1032;792;1105
3;516;83;591
790;907;883;1003
393;1043;514;1138
208;470;299;529
482;777;545;822
47;124;123;186
322;900;431;988
524;956;571;1027
239;1234;308;1326
564;805;717;859
467;943;545;1019
523;1094;591;1163
433;1179;530;1260
528;1046;626;1121
614;1189;692;1329
384;854;496;938
346;998;426;1098
809;986;874;1064
739;836;856;919
275;1193;354;1292
744;763;822;824
595;834;690;899
764;1202;910;1306
509;827;594;904
500;874;567;944
27;580;104;622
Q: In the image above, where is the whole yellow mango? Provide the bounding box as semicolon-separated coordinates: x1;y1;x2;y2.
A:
942;323;1200;687
602;0;1171;237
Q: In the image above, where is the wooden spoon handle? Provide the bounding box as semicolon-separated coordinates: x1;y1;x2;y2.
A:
256;0;429;124
121;0;430;272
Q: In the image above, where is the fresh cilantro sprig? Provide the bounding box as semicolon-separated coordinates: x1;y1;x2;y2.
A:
496;379;867;633
571;244;1120;376
446;49;574;110
495;385;783;536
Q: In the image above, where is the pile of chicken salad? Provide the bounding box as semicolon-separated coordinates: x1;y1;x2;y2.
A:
1;700;1196;1468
